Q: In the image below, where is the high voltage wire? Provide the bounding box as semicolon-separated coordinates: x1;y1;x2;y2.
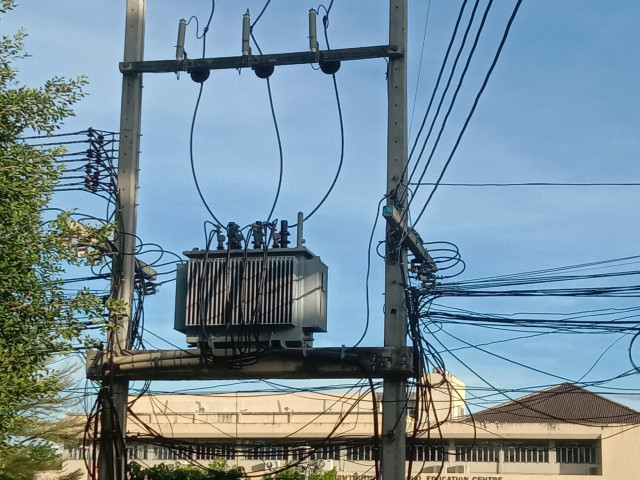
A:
401;1;483;229
409;0;523;227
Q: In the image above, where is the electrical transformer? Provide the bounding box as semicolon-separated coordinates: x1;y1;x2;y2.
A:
174;246;327;348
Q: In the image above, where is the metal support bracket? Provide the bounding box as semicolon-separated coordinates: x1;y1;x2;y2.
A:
120;45;401;75
382;205;437;272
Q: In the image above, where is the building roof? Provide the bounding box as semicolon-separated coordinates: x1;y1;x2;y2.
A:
465;383;640;425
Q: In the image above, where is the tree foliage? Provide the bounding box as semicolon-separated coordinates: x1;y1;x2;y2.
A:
265;467;337;480
0;365;86;480
0;1;106;477
128;461;244;480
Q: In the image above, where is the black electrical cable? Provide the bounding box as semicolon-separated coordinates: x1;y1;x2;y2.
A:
407;0;469;162
290;5;345;227
398;0;472;204
246;32;284;224
198;1;216;53
188;83;225;228
422;323;604;426
294;73;344;226
185;1;226;227
250;0;271;28
351;196;387;349
403;0;488;215
577;334;628;382
628;330;640;373
410;0;523;227
263;76;283;223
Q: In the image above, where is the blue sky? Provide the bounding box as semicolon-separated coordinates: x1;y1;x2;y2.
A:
5;1;640;410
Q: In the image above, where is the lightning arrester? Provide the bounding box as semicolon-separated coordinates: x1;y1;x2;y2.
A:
242;10;251;56
309;9;318;52
176;18;186;61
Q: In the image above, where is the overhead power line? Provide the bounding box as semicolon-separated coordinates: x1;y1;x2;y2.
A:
409;0;523;227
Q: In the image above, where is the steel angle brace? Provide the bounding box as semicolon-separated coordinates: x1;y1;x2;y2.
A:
86;347;414;381
120;45;401;75
382;205;436;272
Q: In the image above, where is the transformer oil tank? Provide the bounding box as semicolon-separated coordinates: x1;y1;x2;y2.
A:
174;247;327;349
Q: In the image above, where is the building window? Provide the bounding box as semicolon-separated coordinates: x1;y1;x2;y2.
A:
67;444;91;461
504;444;548;463
311;445;341;461
291;445;340;461
154;447;176;460
127;443;148;461
154;446;191;460
455;443;498;462
407;442;448;462
68;445;81;460
556;442;597;464
244;445;288;461
290;447;307;461
195;445;236;460
346;445;376;461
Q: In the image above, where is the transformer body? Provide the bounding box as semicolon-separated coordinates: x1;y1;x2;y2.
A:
175;247;327;348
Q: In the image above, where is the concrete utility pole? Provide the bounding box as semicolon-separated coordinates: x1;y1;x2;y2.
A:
98;1;145;479
382;1;408;479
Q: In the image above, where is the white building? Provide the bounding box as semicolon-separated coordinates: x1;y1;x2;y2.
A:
60;375;640;479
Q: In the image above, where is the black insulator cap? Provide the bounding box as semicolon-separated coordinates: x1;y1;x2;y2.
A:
227;222;243;250
190;67;210;83
252;221;264;249
254;65;275;79
279;220;290;248
319;59;341;75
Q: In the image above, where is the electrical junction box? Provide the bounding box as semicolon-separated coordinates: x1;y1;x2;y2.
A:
174;247;327;349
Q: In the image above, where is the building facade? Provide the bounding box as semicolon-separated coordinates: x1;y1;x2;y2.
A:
60;376;640;479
